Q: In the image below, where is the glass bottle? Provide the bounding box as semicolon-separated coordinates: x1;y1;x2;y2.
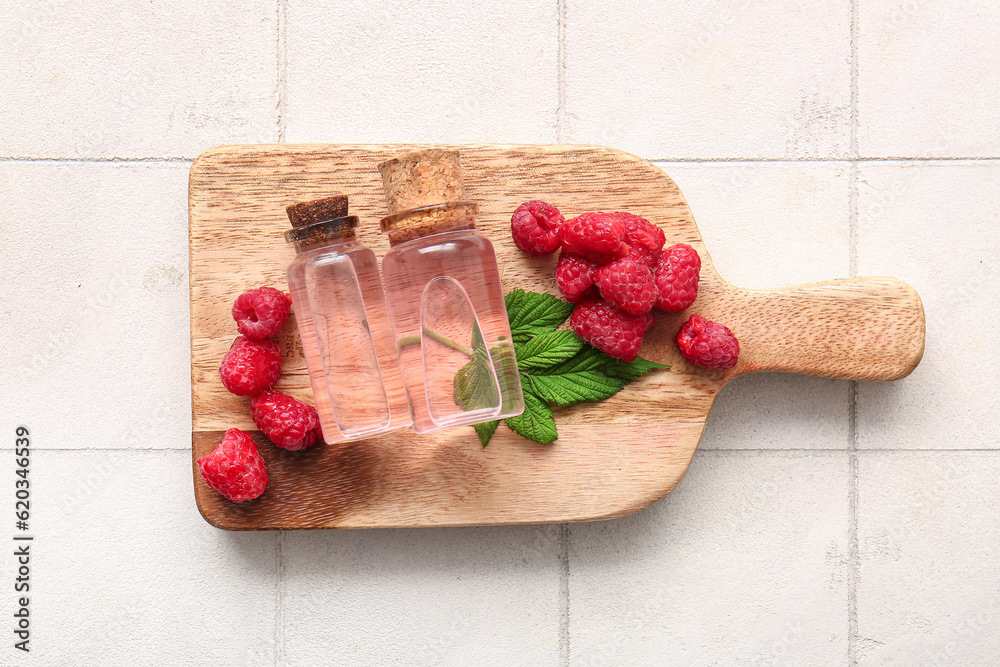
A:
377;149;524;433
284;194;411;443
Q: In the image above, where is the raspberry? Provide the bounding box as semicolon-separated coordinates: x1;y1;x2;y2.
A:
654;243;701;312
197;428;268;503
593;257;657;315
676;314;739;370
250;390;323;451
616;212;665;268
555;252;599;302
558;212;629;265
570;299;650;362
232;286;291;340
219;336;282;396
573;285;601;302
511;200;564;256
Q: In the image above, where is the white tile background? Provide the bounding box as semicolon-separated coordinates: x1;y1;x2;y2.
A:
1;0;998;665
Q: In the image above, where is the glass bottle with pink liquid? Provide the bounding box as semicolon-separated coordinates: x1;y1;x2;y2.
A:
377;149;524;433
284;194;411;443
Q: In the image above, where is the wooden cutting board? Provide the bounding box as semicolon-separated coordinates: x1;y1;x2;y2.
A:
189;143;924;530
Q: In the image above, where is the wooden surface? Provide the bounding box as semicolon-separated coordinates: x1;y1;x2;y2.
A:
188;143;925;530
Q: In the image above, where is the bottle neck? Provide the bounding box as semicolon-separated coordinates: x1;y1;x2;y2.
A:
292;233;357;254
285;215;359;253
380;201;479;247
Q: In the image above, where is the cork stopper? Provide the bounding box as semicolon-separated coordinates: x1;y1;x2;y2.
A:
379;149;465;214
378;149;477;245
286;194;349;227
284;194;358;247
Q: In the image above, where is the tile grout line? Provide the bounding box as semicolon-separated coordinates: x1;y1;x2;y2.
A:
556;0;566;143
0;156;195;163
848;0;860;664
559;523;570;667
649;156;1000;163
277;0;287;143
848;383;860;666
849;0;859;163
698;448;855;455
275;531;286;667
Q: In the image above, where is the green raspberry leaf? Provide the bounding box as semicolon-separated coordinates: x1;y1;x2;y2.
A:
525;371;626;406
453;321;501;412
474;420;499;447
538;346;610;375
603;356;670;382
504;392;558;445
465;290;669;447
525;344;667;406
514;329;585;370
505;289;575;344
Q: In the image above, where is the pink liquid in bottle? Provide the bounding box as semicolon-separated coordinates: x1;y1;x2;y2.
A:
284;195;411;443
377;151;523;433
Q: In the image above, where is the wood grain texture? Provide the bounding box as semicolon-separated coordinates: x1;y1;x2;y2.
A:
189;143;925;530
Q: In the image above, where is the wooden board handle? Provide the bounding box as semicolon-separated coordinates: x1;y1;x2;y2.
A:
727;277;925;381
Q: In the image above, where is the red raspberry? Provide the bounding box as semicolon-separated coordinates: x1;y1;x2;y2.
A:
593;257;657;315
232;286;291;340
555;252;599;302
570;299;650;362
511;200;564;256
574;285;601;302
654;243;701;312
558;212;629;265
197;428;268;503
676;314;739;370
616;212;665;268
250;390;323;451
219;336;281;396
